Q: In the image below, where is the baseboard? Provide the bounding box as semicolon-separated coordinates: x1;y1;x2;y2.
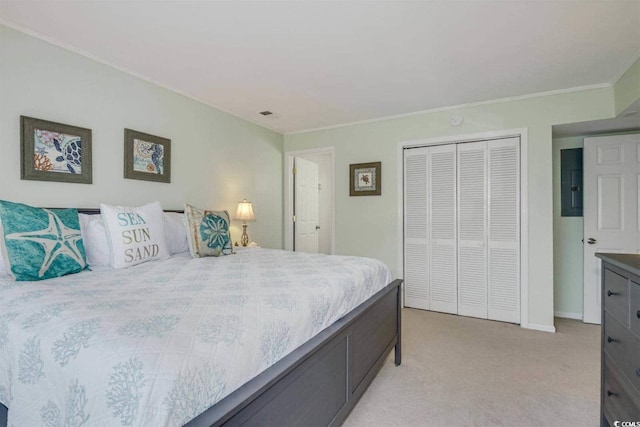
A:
522;322;557;333
554;311;583;320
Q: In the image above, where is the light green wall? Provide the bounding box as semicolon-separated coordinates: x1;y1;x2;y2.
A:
0;25;284;249
552;137;584;318
284;88;615;329
614;56;640;116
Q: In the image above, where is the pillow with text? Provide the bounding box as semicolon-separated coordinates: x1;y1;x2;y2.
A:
100;201;169;269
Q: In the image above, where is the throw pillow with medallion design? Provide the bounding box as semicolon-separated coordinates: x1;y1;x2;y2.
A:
184;204;233;257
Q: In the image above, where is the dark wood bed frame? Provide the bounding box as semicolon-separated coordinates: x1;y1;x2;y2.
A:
0;208;402;427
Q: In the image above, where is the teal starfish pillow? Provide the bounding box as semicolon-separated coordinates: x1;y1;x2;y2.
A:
0;200;87;281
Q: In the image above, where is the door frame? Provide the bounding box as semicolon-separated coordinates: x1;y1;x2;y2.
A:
397;128;534;330
284;147;336;254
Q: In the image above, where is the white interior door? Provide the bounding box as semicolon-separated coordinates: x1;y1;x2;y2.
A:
403;137;520;323
583;134;640;324
404;144;457;313
457;141;488;319
294;157;319;253
404;147;430;309
429;144;458;314
455;137;520;322
296;152;333;255
487;137;520;323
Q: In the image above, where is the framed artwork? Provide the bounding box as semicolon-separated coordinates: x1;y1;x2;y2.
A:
350;161;381;196
124;128;171;183
20;116;92;184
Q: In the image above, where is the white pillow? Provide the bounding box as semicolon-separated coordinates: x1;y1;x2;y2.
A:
79;213;111;267
164;212;189;255
100;202;169;269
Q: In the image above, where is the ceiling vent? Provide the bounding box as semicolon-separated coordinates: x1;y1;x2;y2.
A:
259;110;280;119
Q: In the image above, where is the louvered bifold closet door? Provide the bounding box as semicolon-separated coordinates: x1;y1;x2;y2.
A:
404;147;430;309
457;142;488;319
487;137;520;323
429;144;458;314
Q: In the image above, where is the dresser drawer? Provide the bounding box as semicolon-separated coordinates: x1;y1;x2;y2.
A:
631;281;640;336
604;311;640;393
604;268;630;326
603;354;640;422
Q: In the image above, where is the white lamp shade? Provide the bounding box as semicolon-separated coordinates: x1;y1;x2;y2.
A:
235;199;255;221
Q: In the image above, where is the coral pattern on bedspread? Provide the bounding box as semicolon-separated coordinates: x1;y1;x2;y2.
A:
0;248;391;426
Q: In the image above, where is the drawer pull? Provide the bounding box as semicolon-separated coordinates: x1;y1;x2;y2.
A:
607;336;617;343
607;390;618;397
607;290;619;297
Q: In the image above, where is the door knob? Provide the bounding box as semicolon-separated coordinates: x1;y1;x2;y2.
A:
316;226;321;230
587;238;596;244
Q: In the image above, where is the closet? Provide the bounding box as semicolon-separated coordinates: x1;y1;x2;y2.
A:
403;137;520;323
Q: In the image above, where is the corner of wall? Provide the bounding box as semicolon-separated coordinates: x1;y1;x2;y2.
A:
523;323;557;333
614;55;640;116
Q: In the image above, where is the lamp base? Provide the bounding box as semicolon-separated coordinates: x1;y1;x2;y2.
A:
241;224;249;247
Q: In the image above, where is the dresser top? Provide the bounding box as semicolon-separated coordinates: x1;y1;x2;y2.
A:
596;253;640;277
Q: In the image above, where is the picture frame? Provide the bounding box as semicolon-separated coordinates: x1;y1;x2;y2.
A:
350;161;381;196
20;116;92;184
124;128;171;183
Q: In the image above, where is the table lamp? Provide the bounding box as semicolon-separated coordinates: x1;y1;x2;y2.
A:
234;199;255;246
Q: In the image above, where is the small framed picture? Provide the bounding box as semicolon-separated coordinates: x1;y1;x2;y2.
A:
124;128;171;183
20;116;92;184
350;161;381;196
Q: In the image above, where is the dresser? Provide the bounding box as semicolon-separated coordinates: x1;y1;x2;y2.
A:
596;253;640;426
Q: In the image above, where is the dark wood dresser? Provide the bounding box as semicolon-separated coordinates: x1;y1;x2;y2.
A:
596;253;640;426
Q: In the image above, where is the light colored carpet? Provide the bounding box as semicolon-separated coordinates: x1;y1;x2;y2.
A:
344;309;601;427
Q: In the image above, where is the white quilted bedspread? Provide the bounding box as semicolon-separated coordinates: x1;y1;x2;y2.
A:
0;248;391;427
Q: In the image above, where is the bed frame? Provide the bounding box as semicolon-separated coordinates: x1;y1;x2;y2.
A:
0;208;402;427
188;278;402;427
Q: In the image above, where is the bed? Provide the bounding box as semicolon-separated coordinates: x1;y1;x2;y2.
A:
0;208;402;427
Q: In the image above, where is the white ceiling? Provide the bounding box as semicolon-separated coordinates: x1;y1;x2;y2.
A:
1;1;639;134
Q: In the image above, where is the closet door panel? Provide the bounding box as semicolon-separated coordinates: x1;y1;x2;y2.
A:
429;144;457;314
457;142;488;319
404;148;429;309
488;137;520;323
403;137;520;324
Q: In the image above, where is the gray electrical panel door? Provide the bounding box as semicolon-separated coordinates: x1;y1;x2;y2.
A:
561;148;583;217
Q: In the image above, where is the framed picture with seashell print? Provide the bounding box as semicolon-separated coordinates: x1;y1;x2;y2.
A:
124;128;171;183
20;116;92;184
350;161;381;196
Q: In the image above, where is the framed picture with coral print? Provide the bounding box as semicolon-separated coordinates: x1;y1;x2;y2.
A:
124;128;171;183
350;161;381;196
20;116;92;184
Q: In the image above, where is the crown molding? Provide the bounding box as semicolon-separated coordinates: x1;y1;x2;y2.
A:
286;83;612;135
